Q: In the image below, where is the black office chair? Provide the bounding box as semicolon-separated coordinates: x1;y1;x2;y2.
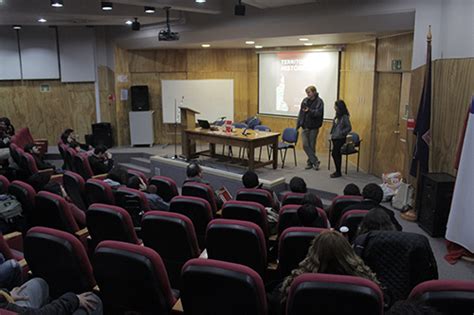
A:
328;132;362;174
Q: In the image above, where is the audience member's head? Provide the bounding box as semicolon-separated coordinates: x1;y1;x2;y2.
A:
94;144;108;157
386;300;443;315
343;183;361;196
107;166;128;185
362;183;384;204
61;128;74;144
147;184;158;195
297;204;321;227
27;173;52;193
302;192;323;209
186;162;202;178
281;230;379;302
357;207;396;236
127;175;142;190
242;170;260;188
24;143;39;155
289;176;307;193
0;117;14;136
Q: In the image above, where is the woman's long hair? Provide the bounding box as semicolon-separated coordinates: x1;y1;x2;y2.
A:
335;100;350;118
357;207;396;236
281;230;379;303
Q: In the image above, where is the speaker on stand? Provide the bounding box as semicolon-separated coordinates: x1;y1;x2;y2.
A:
131;86;150;111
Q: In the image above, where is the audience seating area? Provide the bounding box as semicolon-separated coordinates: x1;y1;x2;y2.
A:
0;129;472;315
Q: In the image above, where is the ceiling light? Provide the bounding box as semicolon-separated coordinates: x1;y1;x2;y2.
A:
38;18;47;23
101;2;113;11
299;38;309;41
144;6;155;13
196;0;206;3
245;41;255;45
51;0;63;8
255;45;263;49
201;44;211;48
125;20;133;25
13;25;22;30
304;43;313;46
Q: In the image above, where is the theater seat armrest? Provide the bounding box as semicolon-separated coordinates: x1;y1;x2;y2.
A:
172;299;184;313
269;235;277;242
92;174;108;180
19;259;27;269
75;228;89;238
267;262;278;271
38;169;55;176
4;231;23;251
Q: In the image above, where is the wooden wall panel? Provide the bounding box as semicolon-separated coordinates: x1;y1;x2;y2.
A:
0;80;95;144
431;58;474;175
341;40;376;71
98;65;117;144
376;33;414;72
128;50;156;73
114;47;132;146
155;50;187;73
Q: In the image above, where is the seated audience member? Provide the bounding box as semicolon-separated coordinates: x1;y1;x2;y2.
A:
0;118;14;137
386;300;443;315
0;123;11;162
342;183;402;231
356;208;396;237
88;145;114;175
343;183;361;196
296;204;326;228
183;162;223;209
289;176;307;193
272;230;379;312
61;129;90;151
0;277;102;315
103;166;128;189
242;170;279;210
0;254;22;290
24;144;55;171
27;173;86;228
127;175;169;211
301;192;324;210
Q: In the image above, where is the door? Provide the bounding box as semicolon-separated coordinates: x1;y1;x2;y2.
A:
372;73;407;177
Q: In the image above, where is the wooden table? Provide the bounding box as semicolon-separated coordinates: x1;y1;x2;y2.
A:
183;128;280;171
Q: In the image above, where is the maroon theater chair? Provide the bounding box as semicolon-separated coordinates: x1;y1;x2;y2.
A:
169;195;213;249
93;240;177;314
277;204;329;236
141;211;200;290
63;171;87;211
338;209;369;243
409;279;474;315
281;192;305;206
287;273;383;315
182;181;218;214
8;180;36;228
126;169;148;183
0;175;9;194
86;203;141;249
328;195;363;226
149;175;179;202
206;219;267;277
24;227;96;298
236;188;274;208
278;227;326;279
8;143;23;167
73;152;102;180
64;147;78;172
181;258;268;315
34;191;87;244
85;178;115;206
222;200;269;240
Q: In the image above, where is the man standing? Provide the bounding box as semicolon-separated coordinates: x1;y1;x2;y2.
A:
297;86;324;170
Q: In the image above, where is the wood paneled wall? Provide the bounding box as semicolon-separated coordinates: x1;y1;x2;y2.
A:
376;33;413;72
0;80;96;144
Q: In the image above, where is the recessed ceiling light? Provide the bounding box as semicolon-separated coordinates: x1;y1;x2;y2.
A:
125;20;133;25
144;6;155;13
51;0;63;8
255;45;263;49
201;44;211;48
299;38;309;41
304;43;313;46
196;0;206;3
101;2;113;11
13;25;22;30
245;41;255;45
38;18;47;23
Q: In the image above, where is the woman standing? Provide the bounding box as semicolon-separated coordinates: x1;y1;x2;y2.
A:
330;100;352;178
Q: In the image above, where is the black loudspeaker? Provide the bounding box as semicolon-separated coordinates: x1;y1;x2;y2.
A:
417;173;455;237
131;85;149;111
92;123;113;149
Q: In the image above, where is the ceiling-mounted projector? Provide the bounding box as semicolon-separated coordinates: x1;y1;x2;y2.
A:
159;7;179;41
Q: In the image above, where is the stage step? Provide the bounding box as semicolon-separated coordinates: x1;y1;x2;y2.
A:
130;157;151;169
119;162;152;177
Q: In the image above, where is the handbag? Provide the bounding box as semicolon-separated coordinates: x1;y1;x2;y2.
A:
341;142;357;154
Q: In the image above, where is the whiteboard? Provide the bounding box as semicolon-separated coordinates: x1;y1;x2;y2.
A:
161;80;234;124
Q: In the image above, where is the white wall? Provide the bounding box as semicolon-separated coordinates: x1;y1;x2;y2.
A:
0;28;21;80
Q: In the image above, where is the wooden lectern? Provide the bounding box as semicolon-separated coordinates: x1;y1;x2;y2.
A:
180;107;200;158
